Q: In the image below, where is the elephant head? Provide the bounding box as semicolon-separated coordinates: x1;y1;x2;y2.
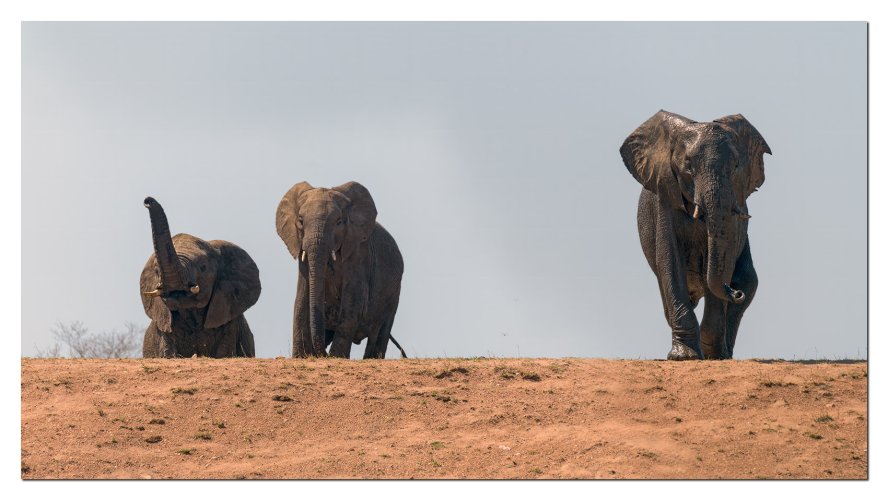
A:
139;197;261;332
275;181;378;355
620;110;771;304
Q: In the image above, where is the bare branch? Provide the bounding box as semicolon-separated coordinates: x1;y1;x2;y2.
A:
37;321;144;359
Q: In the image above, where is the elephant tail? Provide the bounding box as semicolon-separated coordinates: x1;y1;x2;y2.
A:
389;335;408;359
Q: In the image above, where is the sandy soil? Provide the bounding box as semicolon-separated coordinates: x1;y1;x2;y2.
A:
21;357;867;479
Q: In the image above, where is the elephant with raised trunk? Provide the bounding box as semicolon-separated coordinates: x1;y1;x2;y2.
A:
140;197;260;358
620;110;771;360
276;181;406;359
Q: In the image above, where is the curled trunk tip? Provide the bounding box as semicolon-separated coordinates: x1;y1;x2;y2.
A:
723;284;746;304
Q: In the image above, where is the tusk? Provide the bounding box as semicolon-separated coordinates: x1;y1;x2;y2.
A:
143;288;162;297
331;250;337;262
692;204;701;219
733;204;752;220
190;285;200;294
301;250;306;262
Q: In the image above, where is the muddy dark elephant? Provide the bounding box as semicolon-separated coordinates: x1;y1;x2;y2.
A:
620;110;771;360
140;197;260;358
276;181;406;359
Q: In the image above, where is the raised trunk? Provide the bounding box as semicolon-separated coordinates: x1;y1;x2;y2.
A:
307;251;327;356
704;201;746;305
144;197;186;291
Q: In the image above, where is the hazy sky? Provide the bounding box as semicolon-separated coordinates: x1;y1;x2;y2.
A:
21;22;867;359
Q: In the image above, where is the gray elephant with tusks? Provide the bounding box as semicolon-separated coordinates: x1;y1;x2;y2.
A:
620;111;771;361
140;197;260;358
276;181;407;359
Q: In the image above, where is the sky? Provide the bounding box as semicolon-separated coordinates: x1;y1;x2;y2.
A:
21;22;867;359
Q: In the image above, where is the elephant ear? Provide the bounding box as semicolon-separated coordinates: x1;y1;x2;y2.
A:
620;110;693;213
205;241;261;329
332;181;378;260
276;181;314;261
713;114;772;199
139;255;172;333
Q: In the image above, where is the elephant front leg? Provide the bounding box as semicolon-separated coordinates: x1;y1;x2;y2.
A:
652;239;702;360
142;322;161;358
660;281;702;360
330;279;367;358
329;319;358;358
292;276;314;357
159;331;177;358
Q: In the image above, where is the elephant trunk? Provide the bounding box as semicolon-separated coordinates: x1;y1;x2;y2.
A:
702;190;745;305
305;241;329;356
144;197;186;291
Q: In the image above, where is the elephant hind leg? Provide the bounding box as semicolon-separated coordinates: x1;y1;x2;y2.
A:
367;303;401;360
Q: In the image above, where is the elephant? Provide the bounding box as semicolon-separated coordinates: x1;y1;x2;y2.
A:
139;197;261;358
276;181;407;359
620;110;771;360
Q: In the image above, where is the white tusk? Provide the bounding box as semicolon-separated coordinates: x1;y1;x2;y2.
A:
692;205;701;219
301;250;306;262
190;285;200;294
331;250;337;262
143;288;161;297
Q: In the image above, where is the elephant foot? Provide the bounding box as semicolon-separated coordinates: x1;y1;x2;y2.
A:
701;343;729;360
667;339;701;361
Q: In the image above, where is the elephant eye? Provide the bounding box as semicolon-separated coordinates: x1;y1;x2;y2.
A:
200;264;207;272
337;218;343;225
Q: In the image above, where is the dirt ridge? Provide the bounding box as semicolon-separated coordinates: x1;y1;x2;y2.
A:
21;358;867;479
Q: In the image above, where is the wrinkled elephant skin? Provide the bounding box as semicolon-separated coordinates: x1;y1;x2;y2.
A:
276;181;406;359
620;111;771;360
140;197;260;358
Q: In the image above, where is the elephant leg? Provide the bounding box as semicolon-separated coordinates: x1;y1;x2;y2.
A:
329;331;353;358
700;292;728;359
371;299;400;359
725;239;758;358
292;275;313;357
330;311;361;358
652;228;701;360
639;193;701;360
236;317;256;357
142;321;161;358
159;331;177;358
363;326;381;359
371;317;394;359
656;272;701;360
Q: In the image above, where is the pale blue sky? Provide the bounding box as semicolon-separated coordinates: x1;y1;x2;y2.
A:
21;22;867;359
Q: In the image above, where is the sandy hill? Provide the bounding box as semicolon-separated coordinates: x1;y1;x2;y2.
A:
21;357;867;479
